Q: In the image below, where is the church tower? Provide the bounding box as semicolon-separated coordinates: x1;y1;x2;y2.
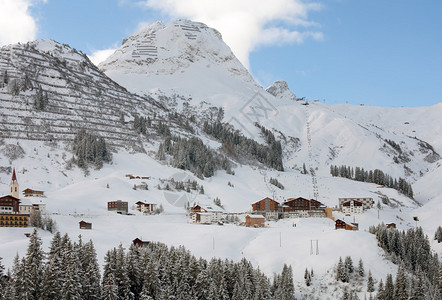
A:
10;168;19;199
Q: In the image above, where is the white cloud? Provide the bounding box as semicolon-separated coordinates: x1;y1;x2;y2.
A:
88;48;117;66
141;0;323;68
0;0;43;46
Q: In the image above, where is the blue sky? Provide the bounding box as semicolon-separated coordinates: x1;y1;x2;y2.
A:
1;0;441;107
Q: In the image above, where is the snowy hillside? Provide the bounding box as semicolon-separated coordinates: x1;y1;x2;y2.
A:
101;20;441;203
0;19;441;300
0;39;166;148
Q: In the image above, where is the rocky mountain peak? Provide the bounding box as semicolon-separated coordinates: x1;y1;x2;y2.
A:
266;80;297;101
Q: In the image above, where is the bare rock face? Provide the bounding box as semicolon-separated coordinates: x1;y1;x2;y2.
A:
266;80;297;101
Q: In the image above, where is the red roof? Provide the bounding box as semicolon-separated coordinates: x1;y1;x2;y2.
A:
12;168;17;181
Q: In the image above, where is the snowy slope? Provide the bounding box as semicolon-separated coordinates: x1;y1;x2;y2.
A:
0;39;166;148
0;19;441;300
101;20;441;196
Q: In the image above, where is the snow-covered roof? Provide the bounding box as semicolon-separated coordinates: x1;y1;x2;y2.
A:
247;215;265;219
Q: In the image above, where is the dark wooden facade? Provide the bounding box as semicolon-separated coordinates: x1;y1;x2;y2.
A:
342;200;363;207
0;195;20;213
335;219;357;230
191;205;206;213
252;197;280;212
283;197;322;212
386;223;396;229
79;220;92;230
133;238;150;247
22;188;44;197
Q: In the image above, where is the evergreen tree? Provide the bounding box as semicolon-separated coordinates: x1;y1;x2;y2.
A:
25;229;44;300
102;273;119;300
393;265;408;300
80;240;101;300
367;270;375;293
358;258;365;277
337;257;349;283
345;256;354;274
304;267;311;286
384;274;394;300
377;279;385;300
0;257;5;289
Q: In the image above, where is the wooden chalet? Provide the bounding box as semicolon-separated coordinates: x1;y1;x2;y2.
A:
192;212;213;224
22;188;45;197
191;204;208;213
136;201;156;214
0;195;20;214
251;197;280;220
283;197;322;212
190;204;223;224
133;238;150;247
252;197;279;211
386;223;396;229
79;220;92;230
335;219;358;231
245;215;265;228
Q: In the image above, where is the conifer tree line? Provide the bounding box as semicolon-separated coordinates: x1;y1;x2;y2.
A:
0;230;101;300
72;129;112;170
330;165;413;198
0;230;298;300
157;135;233;178
202;120;283;171
368;224;442;299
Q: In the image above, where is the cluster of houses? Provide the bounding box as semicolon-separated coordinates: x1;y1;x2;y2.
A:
106;200;157;215
188;195;376;230
251;197;334;220
80;200;158;230
0;169;46;228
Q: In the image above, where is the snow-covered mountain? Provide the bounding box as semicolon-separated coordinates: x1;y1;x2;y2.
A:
100;20;441;203
1;19;441;300
0;39;166;148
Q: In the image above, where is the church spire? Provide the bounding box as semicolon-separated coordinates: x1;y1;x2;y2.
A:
12;168;17;182
10;168;19;198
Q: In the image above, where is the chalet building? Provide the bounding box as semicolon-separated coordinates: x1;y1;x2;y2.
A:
386;223;396;229
79;220;92;230
341;200;364;215
251;197;280;220
282;197;326;218
108;200;128;214
335;219;358;231
338;198;373;211
133;238;150;247
0;195;20;214
22;188;45;197
190;204;223;224
245;215;265;228
19;198;47;215
136;201;156;214
191;212;213;224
